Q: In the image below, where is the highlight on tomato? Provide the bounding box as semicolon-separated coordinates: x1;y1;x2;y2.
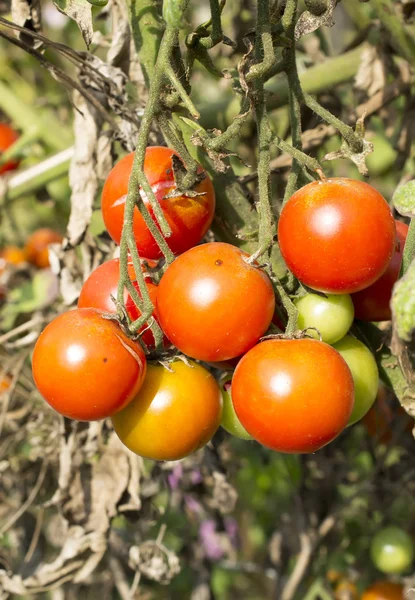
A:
156;242;276;362
231;338;354;453
219;374;253;440
78;258;161;348
101;146;215;259
352;220;409;322
112;360;222;461
25;228;63;268
32;308;147;421
332;335;378;426
277;178;396;294
370;526;414;575
361;581;404;600
0;123;20;175
294;292;354;344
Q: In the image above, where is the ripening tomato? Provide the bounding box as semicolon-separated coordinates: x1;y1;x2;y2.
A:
25;228;63;268
334;580;358;600
232;339;354;453
294;292;354;344
112;361;222;461
332;335;378;426
0;123;20;175
101;147;215;259
32;308;146;421
0;246;26;268
219;375;252;440
278;178;396;294
352;220;409;321
0;376;11;395
78;258;161;347
156;243;276;361
361;581;404;600
370;526;414;574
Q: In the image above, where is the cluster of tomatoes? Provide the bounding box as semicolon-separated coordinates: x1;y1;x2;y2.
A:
31;145;409;464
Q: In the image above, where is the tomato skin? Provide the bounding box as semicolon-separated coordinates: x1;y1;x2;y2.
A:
112;361;222;461
25;229;63;268
156;243;276;361
101;147;215;259
219;375;253;440
370;526;414;575
332;335;378;426
352;221;409;321
278;178;396;294
232;339;354;453
32;308;147;421
78;258;160;347
295;292;354;344
0;123;20;175
361;581;404;600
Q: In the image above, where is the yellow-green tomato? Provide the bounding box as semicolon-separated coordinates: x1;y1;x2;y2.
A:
370;526;414;574
112;361;223;461
332;335;378;425
219;374;252;440
294;293;354;344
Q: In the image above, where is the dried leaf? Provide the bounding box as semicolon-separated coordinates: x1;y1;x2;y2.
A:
354;46;387;97
11;0;42;48
295;0;339;40
53;0;93;47
129;541;180;585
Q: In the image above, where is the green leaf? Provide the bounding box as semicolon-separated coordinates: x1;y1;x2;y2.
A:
392;257;415;342
392;179;415;218
53;0;93;47
8;270;59;314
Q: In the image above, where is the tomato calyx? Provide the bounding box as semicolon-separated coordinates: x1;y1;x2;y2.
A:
261;327;323;342
163;154;207;200
151;351;194;372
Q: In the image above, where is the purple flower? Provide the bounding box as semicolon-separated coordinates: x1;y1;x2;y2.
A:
167;463;183;490
199;520;225;561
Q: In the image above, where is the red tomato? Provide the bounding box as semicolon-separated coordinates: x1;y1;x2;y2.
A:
361;581;404;600
112;360;222;461
278;179;396;294
25;229;63;268
352;220;409;321
156;243;276;361
232;339;354;453
78;258;161;347
0;123;20;175
101;147;215;259
32;308;147;421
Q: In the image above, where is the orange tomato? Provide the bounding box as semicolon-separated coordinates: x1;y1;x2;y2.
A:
0;123;20;175
25;229;63;268
112;361;222;461
32;308;147;421
361;581;404;600
232;339;354;453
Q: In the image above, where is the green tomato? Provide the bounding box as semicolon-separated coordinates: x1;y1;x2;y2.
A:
332;335;378;426
294;292;354;344
370;526;414;574
219;375;252;440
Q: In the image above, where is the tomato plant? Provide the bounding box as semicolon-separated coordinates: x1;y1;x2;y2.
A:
370;526;414;574
112;360;222;461
352;220;409;322
219;374;252;440
231;339;354;453
25;228;63;268
156;242;275;361
332;335;378;426
294;292;354;344
0;123;20;175
361;581;404;600
78;258;161;347
101;146;215;259
278;178;396;294
32;308;147;421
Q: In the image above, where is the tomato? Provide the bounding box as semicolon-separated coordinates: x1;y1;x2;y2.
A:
206;356;242;371
0;246;26;268
332;335;378;425
25;228;63;268
0;376;10;395
294;292;354;344
219;375;252;440
101;147;215;259
370;526;414;574
156;243;275;361
0;123;20;175
78;258;161;347
278;178;396;294
334;580;358;600
361;581;404;600
363;383;412;443
231;339;354;453
352;220;409;321
112;361;222;461
32;308;146;421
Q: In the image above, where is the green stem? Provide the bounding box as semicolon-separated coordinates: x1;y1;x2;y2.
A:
128;0;164;86
371;0;415;63
166;65;200;119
